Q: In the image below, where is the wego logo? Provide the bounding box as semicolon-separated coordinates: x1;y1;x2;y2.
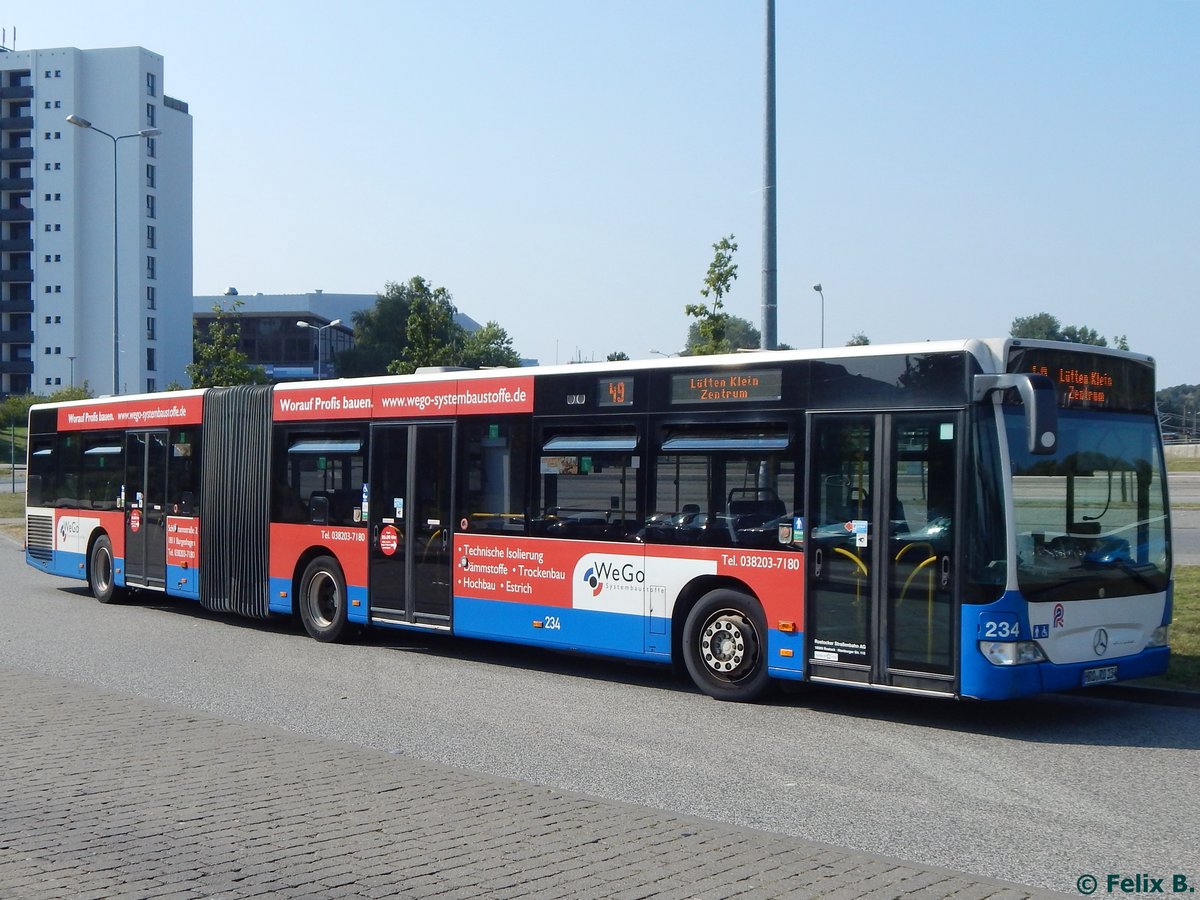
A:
57;519;80;544
582;559;646;597
582;566;603;596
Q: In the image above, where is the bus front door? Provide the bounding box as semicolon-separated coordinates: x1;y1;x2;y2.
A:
368;423;454;627
124;430;169;590
806;412;960;694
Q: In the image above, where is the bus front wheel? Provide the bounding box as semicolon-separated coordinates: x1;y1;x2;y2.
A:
682;590;770;702
88;535;122;604
299;556;349;642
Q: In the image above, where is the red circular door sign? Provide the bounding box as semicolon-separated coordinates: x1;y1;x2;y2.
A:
379;524;399;556
130;508;142;533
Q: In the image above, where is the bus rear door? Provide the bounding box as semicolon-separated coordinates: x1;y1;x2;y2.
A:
806;412;961;694
124;430;169;590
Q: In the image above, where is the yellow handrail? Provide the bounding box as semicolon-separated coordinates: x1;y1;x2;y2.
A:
832;546;868;577
897;554;939;661
895;542;934;564
897;555;937;606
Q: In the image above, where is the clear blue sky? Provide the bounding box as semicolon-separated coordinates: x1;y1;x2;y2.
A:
15;1;1200;385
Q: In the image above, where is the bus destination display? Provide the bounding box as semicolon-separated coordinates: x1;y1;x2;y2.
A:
1007;347;1155;414
671;369;782;405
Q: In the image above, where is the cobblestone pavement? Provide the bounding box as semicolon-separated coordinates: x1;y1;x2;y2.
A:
0;668;1060;899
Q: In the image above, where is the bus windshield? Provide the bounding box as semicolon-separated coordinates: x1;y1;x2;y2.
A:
1005;408;1169;603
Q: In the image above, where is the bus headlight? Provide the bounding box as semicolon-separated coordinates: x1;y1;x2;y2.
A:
1146;626;1170;648
979;640;1047;666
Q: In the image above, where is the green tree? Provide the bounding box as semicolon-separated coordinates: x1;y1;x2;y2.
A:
1059;324;1107;346
1010;312;1063;341
1010;313;1110;347
337;279;422;377
846;332;871;346
456;321;522;370
188;299;269;388
387;283;460;375
1156;384;1200;437
684;235;739;356
46;385;92;403
685;315;760;354
341;277;521;376
606;351;630;362
1;385;92;428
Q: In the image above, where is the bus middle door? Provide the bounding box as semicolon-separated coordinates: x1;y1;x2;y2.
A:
124;430;169;590
368;423;453;627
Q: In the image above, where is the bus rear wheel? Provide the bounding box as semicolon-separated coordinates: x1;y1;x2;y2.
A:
682;590;770;702
299;556;349;642
88;535;123;604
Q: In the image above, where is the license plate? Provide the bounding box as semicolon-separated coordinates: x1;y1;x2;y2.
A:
1083;665;1118;686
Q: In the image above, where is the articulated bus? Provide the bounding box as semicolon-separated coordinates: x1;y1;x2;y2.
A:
24;338;1172;701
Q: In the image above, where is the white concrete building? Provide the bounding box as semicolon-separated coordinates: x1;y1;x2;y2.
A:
0;44;191;396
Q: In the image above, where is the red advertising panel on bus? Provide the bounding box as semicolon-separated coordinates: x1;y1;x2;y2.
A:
56;394;204;431
273;375;534;422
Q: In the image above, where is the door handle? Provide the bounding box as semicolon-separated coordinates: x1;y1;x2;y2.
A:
940;555;951;588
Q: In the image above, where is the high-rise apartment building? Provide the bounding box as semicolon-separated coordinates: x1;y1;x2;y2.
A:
0;44;191;396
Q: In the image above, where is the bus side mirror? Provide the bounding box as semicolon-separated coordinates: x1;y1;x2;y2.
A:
974;373;1058;455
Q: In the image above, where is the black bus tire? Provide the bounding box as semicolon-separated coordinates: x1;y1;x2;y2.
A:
299;556;349;642
682;589;771;702
88;534;121;604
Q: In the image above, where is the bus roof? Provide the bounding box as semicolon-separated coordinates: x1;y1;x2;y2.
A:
29;336;1156;413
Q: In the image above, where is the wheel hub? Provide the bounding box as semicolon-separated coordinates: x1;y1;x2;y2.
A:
701;613;753;674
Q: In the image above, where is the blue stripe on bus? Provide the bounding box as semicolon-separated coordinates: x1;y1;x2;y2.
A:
454;596;807;679
453;595;670;662
348;584;368;623
165;565;200;600
766;628;805;680
27;548;86;580
267;577;369;622
268;577;292;615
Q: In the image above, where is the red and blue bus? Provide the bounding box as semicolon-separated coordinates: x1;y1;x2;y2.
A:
24;338;1172;701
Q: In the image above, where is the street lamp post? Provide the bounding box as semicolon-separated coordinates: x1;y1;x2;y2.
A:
297;319;342;380
811;283;825;348
66;115;161;395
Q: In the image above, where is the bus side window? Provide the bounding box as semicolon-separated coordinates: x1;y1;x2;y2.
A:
459;420;529;535
535;453;639;541
168;428;200;516
274;429;367;526
27;436;56;507
79;432;123;510
648;425;799;550
52;433;81;507
532;428;642;542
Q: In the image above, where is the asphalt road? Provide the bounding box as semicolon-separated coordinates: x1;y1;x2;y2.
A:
1;538;1196;895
